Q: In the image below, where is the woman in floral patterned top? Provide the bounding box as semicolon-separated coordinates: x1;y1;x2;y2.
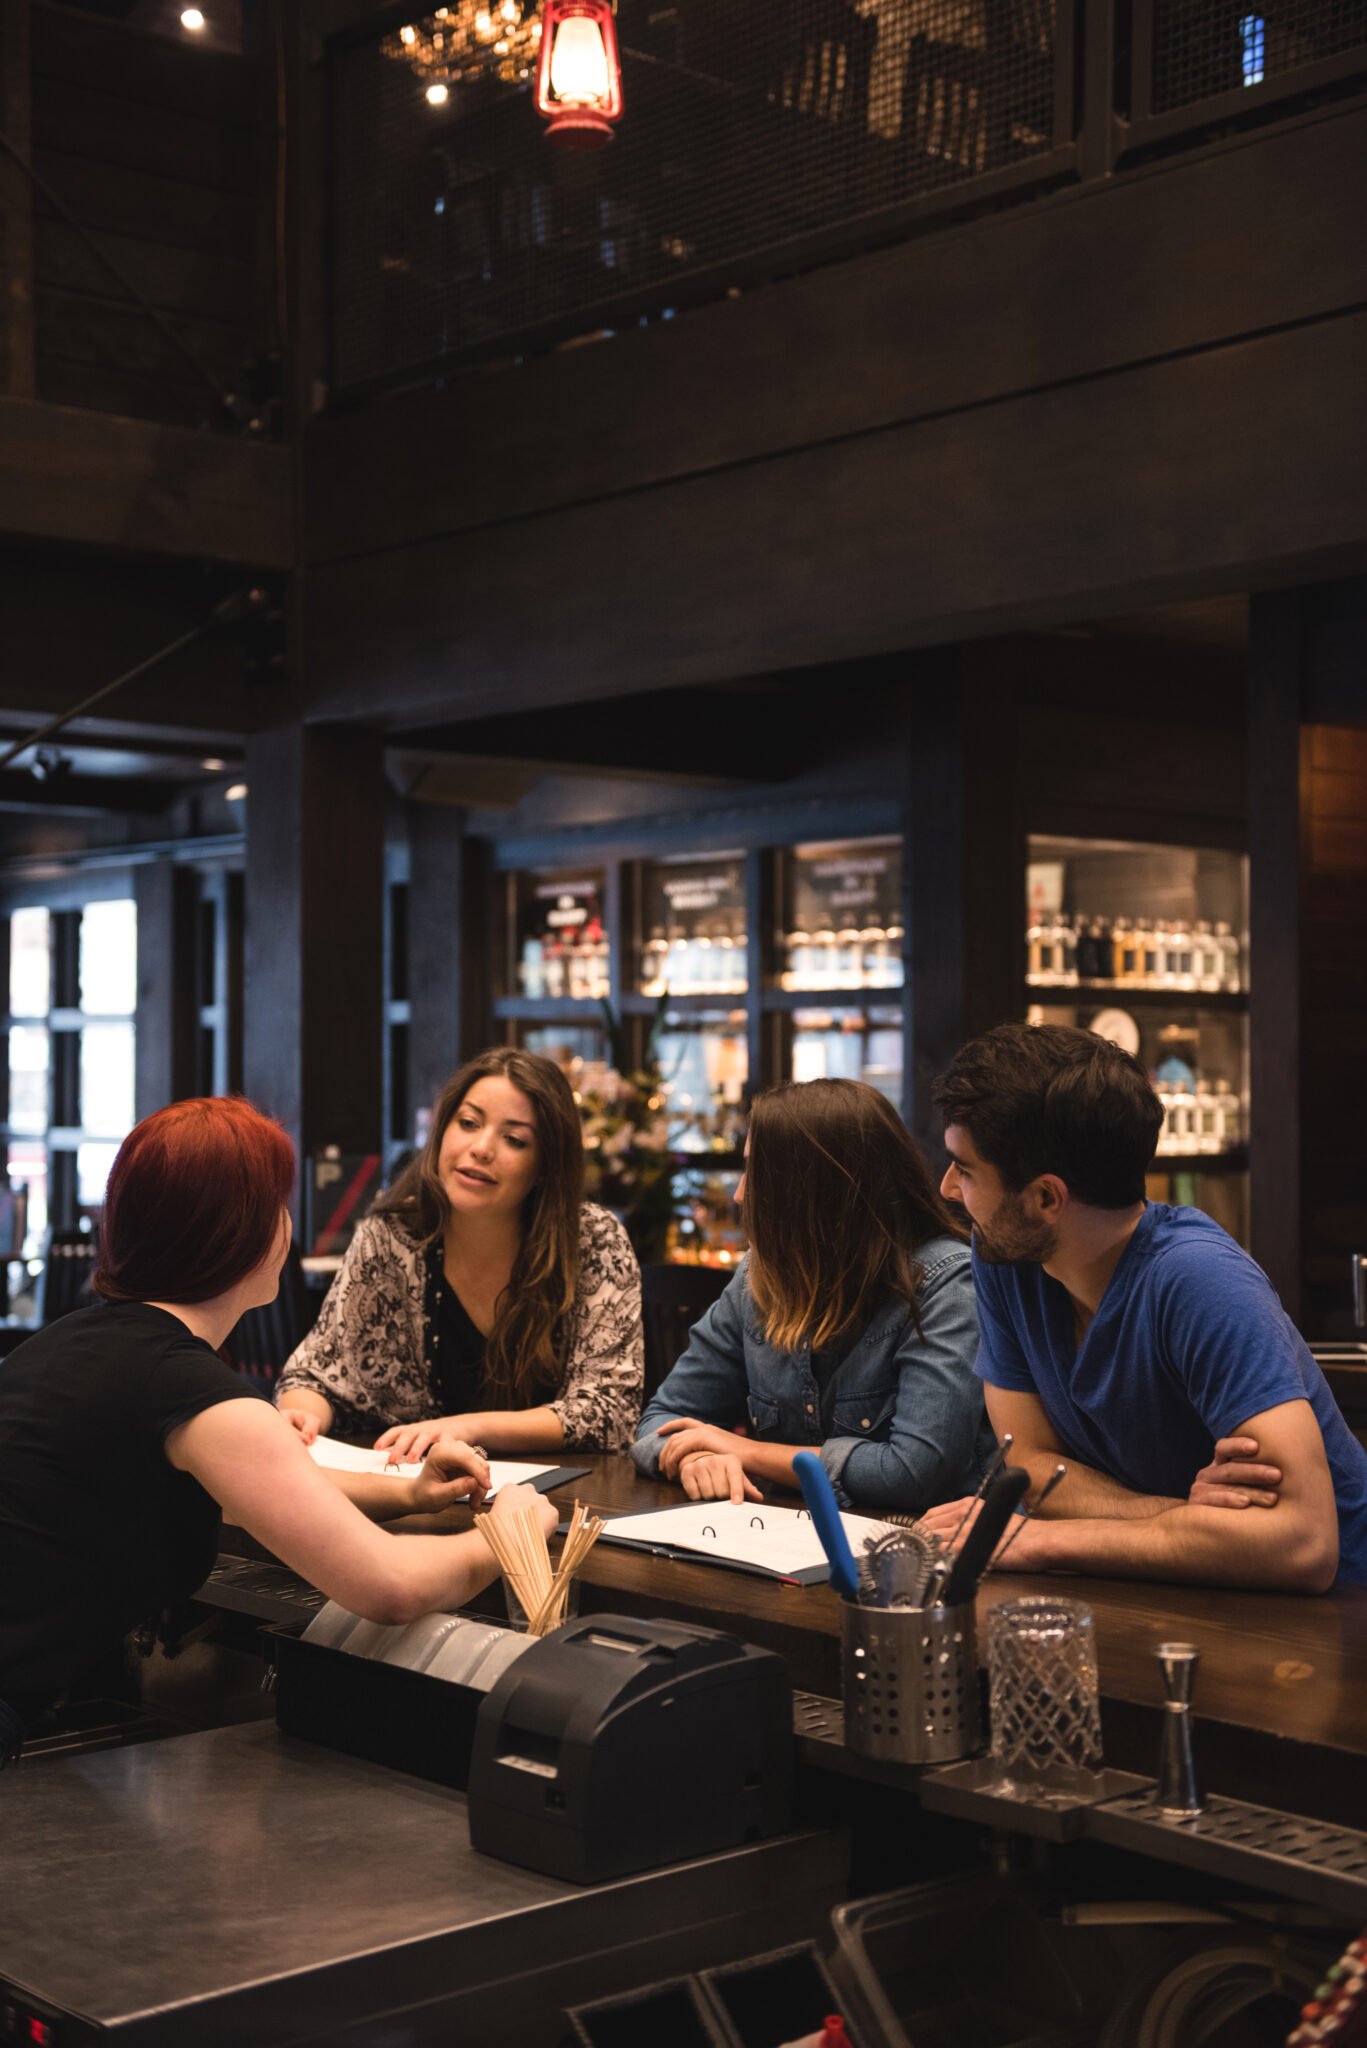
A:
276;1050;644;1456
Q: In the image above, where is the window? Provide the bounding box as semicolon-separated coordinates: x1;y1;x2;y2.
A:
3;899;138;1273
1239;14;1266;85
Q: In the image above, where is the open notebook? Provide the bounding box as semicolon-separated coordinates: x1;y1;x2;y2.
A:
308;1437;587;1497
599;1498;900;1584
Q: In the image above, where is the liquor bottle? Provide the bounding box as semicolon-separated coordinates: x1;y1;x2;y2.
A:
565;928;588;1000
1150;913;1175;989
1215;920;1242;993
1111;916;1135;982
1166;913;1195;991
885;921;904;989
811;926;838;990
1026;913;1046;986
1133;918;1158;989
1193;920;1221;993
695;927;717;995
542;933;566;1001
667;930;690;994
836;925;863;987
1213;1076;1241;1149
520;933;545;1000
860;926;886;989
642;926;668;998
1057;914;1078;987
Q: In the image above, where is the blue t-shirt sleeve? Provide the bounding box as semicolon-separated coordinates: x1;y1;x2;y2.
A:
970;1247;1038;1393
1155;1243;1312;1438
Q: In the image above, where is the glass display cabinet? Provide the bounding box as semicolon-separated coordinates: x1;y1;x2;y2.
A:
1024;835;1250;1243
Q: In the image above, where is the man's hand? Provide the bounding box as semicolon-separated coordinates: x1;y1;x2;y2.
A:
1188;1436;1282;1509
919;1495;977;1547
281;1406;321;1447
375;1416;477;1464
677;1451;763;1504
657;1418;751;1480
407;1437;491;1515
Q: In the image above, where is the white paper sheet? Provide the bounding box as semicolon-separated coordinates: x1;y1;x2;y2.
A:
307;1437;559;1495
601;1499;899;1579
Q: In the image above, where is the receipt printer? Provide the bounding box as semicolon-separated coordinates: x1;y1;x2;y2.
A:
467;1613;793;1882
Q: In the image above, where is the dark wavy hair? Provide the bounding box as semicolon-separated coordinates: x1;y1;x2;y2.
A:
931;1022;1163;1207
94;1096;295;1305
372;1048;584;1404
743;1078;965;1354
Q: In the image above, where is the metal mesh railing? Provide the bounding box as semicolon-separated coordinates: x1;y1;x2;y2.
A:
1149;0;1367;112
330;0;1063;390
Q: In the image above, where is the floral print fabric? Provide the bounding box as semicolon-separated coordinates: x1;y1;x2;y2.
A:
276;1202;644;1451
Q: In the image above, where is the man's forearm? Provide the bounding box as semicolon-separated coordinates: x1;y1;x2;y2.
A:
1009;1501;1337;1591
1011;1443;1181;1521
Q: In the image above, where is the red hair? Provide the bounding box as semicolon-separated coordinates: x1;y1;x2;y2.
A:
93;1096;295;1305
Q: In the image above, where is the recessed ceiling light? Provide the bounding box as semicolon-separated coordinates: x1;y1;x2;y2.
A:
200;756;226;772
181;7;206;28
426;79;450;104
225;783;248;802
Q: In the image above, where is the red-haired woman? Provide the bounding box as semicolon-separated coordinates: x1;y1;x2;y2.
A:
0;1096;553;1765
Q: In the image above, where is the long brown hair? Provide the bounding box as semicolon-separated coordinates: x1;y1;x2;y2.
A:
743;1078;966;1353
372;1048;585;1404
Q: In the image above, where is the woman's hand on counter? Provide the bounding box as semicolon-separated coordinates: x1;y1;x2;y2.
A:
1188;1436;1282;1510
484;1480;560;1542
657;1418;750;1478
677;1451;763;1505
406;1438;492;1515
278;1393;333;1447
375;1415;478;1464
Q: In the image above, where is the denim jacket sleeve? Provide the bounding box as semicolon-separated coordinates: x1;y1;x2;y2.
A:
821;1247;985;1513
630;1265;752;1478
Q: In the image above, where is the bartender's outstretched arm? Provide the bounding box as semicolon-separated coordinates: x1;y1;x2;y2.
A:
169;1398;556;1622
925;1397;1337;1592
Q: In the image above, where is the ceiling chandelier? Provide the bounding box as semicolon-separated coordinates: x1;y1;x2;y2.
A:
381;2;543;93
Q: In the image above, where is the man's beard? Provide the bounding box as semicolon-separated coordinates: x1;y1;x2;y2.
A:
972;1191;1057;1266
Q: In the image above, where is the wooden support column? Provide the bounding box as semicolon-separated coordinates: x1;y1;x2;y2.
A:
1247;591;1305;1319
134;862;199;1120
904;655;1022;1160
406;799;491;1118
243;724;385;1172
1250;579;1367;1333
0;0;34;398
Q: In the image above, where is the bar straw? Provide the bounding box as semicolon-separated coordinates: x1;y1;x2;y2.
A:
476;1496;605;1638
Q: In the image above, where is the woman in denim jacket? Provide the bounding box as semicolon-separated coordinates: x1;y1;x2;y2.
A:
632;1078;993;1514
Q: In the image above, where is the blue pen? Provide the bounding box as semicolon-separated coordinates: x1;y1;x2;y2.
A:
793;1450;860;1598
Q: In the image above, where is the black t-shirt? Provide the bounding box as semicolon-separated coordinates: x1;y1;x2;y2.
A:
0;1301;252;1723
424;1244;487;1418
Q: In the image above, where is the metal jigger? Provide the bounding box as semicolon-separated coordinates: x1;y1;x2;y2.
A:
1156;1642;1203;1819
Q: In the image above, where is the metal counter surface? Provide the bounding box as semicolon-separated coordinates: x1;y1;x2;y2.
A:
0;1721;847;2047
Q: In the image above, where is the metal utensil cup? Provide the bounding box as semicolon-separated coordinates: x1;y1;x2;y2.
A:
840;1596;981;1764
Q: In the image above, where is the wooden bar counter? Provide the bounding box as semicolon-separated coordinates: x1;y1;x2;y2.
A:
227;1453;1367;1830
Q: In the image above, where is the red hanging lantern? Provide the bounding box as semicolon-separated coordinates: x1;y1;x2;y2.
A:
535;0;622;146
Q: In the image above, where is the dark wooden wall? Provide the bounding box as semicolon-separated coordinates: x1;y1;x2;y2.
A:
299;102;1367;729
1299;720;1367;1331
25;4;271;428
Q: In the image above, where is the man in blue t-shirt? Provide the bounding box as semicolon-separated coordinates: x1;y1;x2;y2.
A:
921;1023;1367;1589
